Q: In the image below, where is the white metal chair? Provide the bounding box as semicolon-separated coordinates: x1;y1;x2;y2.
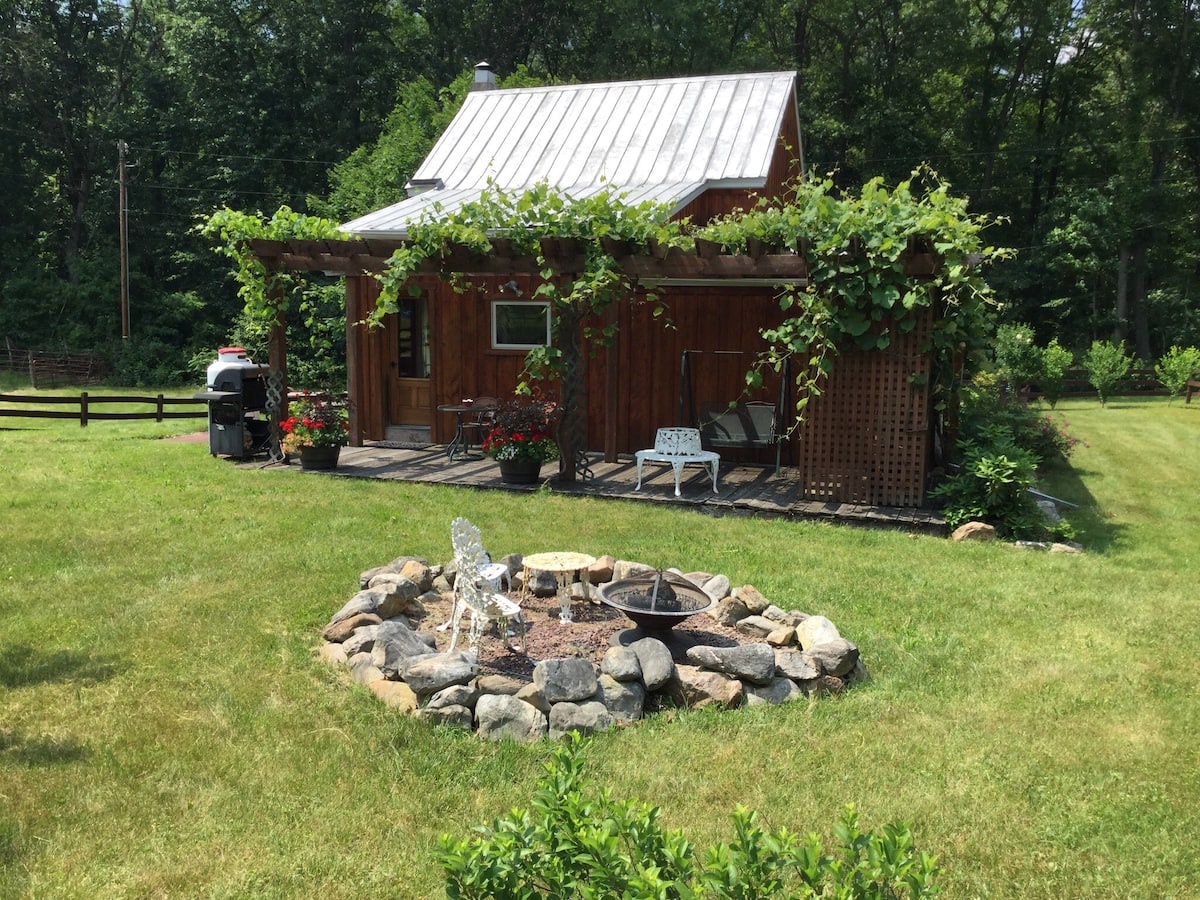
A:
446;517;525;653
635;427;721;497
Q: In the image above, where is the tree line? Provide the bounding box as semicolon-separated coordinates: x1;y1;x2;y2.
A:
1;0;1196;384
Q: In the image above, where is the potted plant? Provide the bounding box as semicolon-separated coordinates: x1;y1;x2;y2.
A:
481;395;560;483
281;392;349;470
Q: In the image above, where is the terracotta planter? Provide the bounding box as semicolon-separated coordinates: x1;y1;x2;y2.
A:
497;458;542;484
298;445;341;471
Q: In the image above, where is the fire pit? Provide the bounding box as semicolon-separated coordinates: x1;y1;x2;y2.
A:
597;571;717;655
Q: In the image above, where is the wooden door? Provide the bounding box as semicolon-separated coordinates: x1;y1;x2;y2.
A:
387;297;433;426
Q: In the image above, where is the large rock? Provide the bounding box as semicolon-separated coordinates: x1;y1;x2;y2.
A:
735;615;778;638
330;580;423;624
348;652;383;685
548;701;615;739
369;679;419;712
588;555;616;584
426;684;479;711
533;657;598;703
805;639;860;677
403;652;480;700
318;642;348;666
744;676;803;706
359;556;426;589
597;673;645;725
766;626;797;647
795;615;841;649
612;560;656;581
515;681;551;713
774;649;820;681
322;612;382;643
371;620;438;678
600;646;642;682
475;694;548;742
700;573;731;604
417;705;474;729
709;595;752;627
952;521;996;542
686;643;776;685
476;674;525;696
630;637;675;692
667;666;743;709
341;625;379;657
732;585;771;615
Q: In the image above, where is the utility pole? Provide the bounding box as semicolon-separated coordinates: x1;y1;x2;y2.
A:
118;140;130;340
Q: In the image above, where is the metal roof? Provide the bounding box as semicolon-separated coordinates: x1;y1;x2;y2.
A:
342;71;798;237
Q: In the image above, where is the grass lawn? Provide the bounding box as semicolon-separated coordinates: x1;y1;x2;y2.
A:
1;392;1198;898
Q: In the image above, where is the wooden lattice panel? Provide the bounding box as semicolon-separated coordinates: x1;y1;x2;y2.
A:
796;314;934;507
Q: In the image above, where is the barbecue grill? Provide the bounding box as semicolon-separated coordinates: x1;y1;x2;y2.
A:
193;347;271;458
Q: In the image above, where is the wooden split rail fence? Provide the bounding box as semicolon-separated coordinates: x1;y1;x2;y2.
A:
0;392;207;426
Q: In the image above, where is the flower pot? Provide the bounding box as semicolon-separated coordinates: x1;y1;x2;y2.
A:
497;458;542;484
298;445;341;471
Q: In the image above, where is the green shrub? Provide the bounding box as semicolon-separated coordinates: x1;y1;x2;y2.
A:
1153;345;1200;404
1039;339;1074;408
436;735;941;899
993;323;1043;392
931;433;1045;539
1082;340;1132;406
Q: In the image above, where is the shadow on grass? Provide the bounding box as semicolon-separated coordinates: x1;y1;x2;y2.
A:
1039;459;1125;553
0;644;124;689
0;816;26;897
0;729;91;766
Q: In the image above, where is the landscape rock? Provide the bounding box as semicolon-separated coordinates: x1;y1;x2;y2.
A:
709;595;752;627
370;620;439;678
417;704;473;729
397;559;434;592
330;581;423;624
475;693;548;742
795;615;841;649
952;521;996;542
515;681;551;713
318;641;348;666
600;646;642;682
766;626;797;647
322;612;383;643
426;684;479;711
732;585;771;615
805;638;860;677
369;680;418;712
403;652;480;700
774;649;820;681
597;673;645;725
340;626;379;657
612;560;656;581
358;556;426;589
630;637;675;692
475;674;525;696
668;665;743;709
744;676;803;706
533;657;598;703
348;653;383;685
548;700;614;739
1050;542;1084;554
700;573;731;604
686;643;776;685
735;615;778;638
588;555;616;584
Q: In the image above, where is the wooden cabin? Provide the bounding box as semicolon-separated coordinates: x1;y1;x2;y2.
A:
296;70;937;507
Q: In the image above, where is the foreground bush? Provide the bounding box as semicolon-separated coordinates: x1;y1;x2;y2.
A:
436;735;941;899
1082;340;1132;406
1154;345;1200;404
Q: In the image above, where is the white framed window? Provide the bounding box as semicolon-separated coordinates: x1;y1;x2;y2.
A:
491;301;551;350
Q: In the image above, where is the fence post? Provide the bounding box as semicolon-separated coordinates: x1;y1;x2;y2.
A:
156;394;164;422
80;391;88;427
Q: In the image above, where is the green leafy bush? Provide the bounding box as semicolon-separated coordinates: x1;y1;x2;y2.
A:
436;734;941;899
1039;339;1074;408
993;323;1043;392
1153;345;1200;404
1082;340;1132;406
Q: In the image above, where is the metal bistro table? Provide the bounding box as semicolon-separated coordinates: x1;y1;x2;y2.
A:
522;551;597;623
436;401;495;461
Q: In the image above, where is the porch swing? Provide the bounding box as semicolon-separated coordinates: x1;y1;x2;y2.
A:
678;350;791;475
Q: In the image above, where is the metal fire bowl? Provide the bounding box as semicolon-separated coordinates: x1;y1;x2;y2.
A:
597;572;714;632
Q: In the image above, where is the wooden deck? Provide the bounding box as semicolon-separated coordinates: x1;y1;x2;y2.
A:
260;442;947;534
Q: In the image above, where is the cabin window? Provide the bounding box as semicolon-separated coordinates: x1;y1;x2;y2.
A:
491;301;551;350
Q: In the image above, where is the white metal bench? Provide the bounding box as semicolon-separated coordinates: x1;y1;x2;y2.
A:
634;427;720;497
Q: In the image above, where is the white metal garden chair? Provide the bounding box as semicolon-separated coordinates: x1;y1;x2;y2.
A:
446;517;525;653
634;427;720;497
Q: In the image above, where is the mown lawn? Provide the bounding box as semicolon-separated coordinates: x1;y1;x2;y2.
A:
1;393;1197;898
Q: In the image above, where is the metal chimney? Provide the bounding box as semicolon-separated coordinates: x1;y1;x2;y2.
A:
471;61;497;91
